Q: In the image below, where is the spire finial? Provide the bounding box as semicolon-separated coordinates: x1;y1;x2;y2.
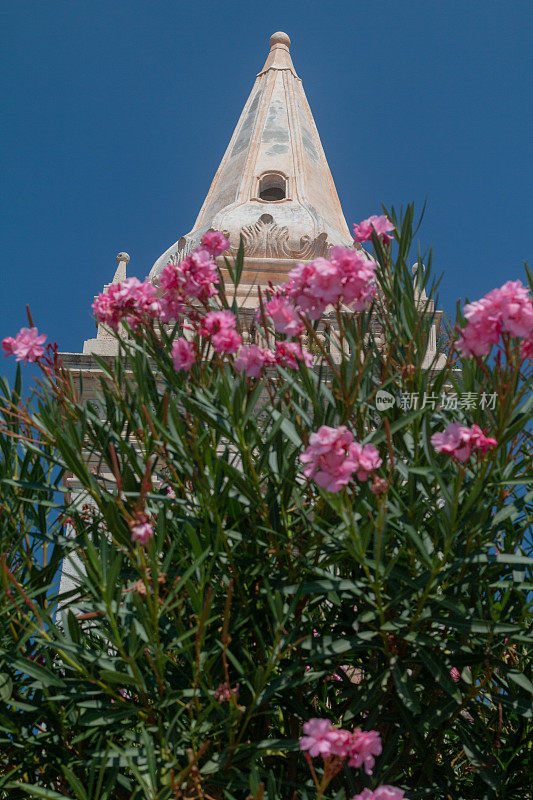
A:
258;31;296;77
112;252;130;284
269;31;290;50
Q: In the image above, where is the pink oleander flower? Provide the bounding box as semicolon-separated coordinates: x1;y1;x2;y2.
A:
159;247;219;316
350;441;383;481
347;728;382;775
469;423;498;454
430;422;474;463
299;718;335;758
1;337;16;356
214;680;239;702
202;311;242;354
300;426;381;493
521;332;533;360
275;341;313;370
178;247;219;301
213;327;242;354
328;727;354;758
93;278;160;331
457;296;503;357
158;263;186;322
330;246;377;310
2;327;47;363
234;345;275;378
450;667;461;683
201;230;230;257
92;290;118;329
286;257;341;319
353;787;408;800
458;280;533;357
300;719;384;778
116;278;159;328
166;486;176;499
264;296;303;336
130;514;154;546
172;337;195;371
489;280;533;338
202;310;236;336
353;214;395;244
282;248;376;320
300;425;359;493
431;421;497;463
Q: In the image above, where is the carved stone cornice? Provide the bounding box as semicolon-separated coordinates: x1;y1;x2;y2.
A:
225;214;329;261
162;216;330;268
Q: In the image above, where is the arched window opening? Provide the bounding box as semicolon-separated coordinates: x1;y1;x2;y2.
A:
259;173;287;202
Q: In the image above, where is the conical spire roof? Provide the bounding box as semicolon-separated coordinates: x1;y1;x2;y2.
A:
150;32;351;285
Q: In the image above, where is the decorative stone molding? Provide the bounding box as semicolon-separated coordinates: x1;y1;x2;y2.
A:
228;215;329;260
165;237;189;266
161;217;330;267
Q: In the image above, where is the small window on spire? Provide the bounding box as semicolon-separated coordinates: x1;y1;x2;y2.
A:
259;173;287;202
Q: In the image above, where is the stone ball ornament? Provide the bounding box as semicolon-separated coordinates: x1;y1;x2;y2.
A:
269;31;291;49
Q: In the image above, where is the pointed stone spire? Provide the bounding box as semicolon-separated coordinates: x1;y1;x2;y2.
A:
82;252;130;355
258;31;298;77
150;32;352;290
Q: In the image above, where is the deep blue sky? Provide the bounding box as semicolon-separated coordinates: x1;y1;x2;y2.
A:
1;0;532;382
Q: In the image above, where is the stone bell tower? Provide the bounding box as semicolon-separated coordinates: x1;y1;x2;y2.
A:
149;31;352;308
58;32;444;597
77;30;441;351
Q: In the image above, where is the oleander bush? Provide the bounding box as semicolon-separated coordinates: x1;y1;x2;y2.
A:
0;206;532;800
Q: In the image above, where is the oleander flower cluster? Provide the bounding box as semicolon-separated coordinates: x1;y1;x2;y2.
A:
300;425;382;493
431;421;497;463
77;228;317;376
0;215;386;374
300;718;382;774
352;214;396;244
234;345;276;378
214;681;239;703
457;279;533;358
260;245;377;332
1;327;47;363
300;718;408;798
129;513;154;546
200;310;242;354
92;231;227;332
353;788;408;800
284;247;377;319
92;277;160;331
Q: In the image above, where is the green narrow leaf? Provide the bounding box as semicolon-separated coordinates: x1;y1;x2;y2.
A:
10;785;72;800
0;673;13;702
418;650;462;703
235;234;245;286
392;662;421;714
61;766;88;800
506;669;533;695
497;694;533;718
10;656;66;688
